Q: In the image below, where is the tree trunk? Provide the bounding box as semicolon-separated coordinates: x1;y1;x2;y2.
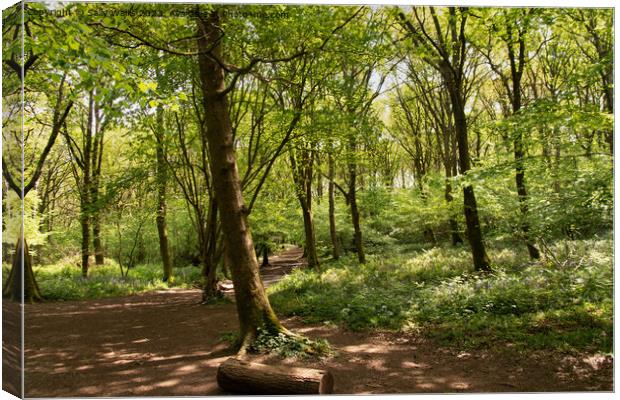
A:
299;198;319;270
315;158;323;202
348;138;365;263
444;153;463;246
79;90;94;277
201;197;221;300
93;216;104;265
449;83;491;271
155;107;173;282
349;196;364;262
461;185;490;270
420;195;436;245
90;93;105;266
448;217;462;246
217;358;334;395
196;9;287;351
202;253;220;302
261;246;270;268
328;152;340;260
514;131;540;259
415;168;435;246
80;208;90;277
90;160;103;266
600;50;613;155
444;178;463;246
290;148;319;270
3;237;43;303
509;40;541;260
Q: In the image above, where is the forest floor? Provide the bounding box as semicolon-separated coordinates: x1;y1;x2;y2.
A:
5;247;613;396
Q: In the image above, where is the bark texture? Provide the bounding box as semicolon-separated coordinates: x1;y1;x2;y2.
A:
290;148;320;269
452;97;491;271
347;137;365;263
217;358;334;395
196;9;285;349
504;16;540;259
91;101;105;266
155;107;173;281
79;91;94;277
328;152;340;259
398;7;491;270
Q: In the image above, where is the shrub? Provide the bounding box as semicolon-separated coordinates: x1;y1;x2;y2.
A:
268;233;612;352
32;259;202;301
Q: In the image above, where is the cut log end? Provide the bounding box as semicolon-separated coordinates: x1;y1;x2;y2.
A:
217;357;334;395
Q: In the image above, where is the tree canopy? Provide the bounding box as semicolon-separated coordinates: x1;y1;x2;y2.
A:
2;2;613;359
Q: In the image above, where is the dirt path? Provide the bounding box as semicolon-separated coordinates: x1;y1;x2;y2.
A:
259;246;306;288
219;246;306;293
4;247;613;396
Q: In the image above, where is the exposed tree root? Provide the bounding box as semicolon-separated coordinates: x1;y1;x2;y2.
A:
236;323;329;359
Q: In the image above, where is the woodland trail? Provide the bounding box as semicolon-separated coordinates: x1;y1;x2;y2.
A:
219;245;306;294
259;245;306;287
5;247;612;396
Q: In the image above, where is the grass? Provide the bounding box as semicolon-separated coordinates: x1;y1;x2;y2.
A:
268;232;613;353
3;231;612;355
2;259;203;301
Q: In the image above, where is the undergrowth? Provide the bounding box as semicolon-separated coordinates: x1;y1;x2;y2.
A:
219;328;332;358
2;260;203;300
251;328;332;358
268;232;613;353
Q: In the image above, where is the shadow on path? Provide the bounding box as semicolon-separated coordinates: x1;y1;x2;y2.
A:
16;246;612;396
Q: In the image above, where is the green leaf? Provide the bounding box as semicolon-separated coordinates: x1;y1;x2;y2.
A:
138;81;149;93
138;80;158;93
68;38;80;51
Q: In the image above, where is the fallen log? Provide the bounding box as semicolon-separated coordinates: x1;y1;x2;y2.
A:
216;357;334;394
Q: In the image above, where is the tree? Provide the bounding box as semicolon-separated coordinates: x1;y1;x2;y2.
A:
564;9;613;154
141;59;196;284
194;8;289;350
393;57;464;245
392;83;437;245
331;49;388;261
398;7;491;271
271;51;325;270
63;86;113;277
476;8;541;259
2;4;74;301
83;1;361;348
164;98;223;300
153;105;173;281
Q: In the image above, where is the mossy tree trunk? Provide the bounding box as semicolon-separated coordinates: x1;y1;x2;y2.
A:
290;146;320;270
444;165;463;246
327;150;340;260
92;217;104;265
347;136;365;263
154;106;173;281
399;7;491;271
91;100;105;266
501;12;541;260
451;93;491;271
195;9;289;351
82;91;94;277
200;197;222;301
